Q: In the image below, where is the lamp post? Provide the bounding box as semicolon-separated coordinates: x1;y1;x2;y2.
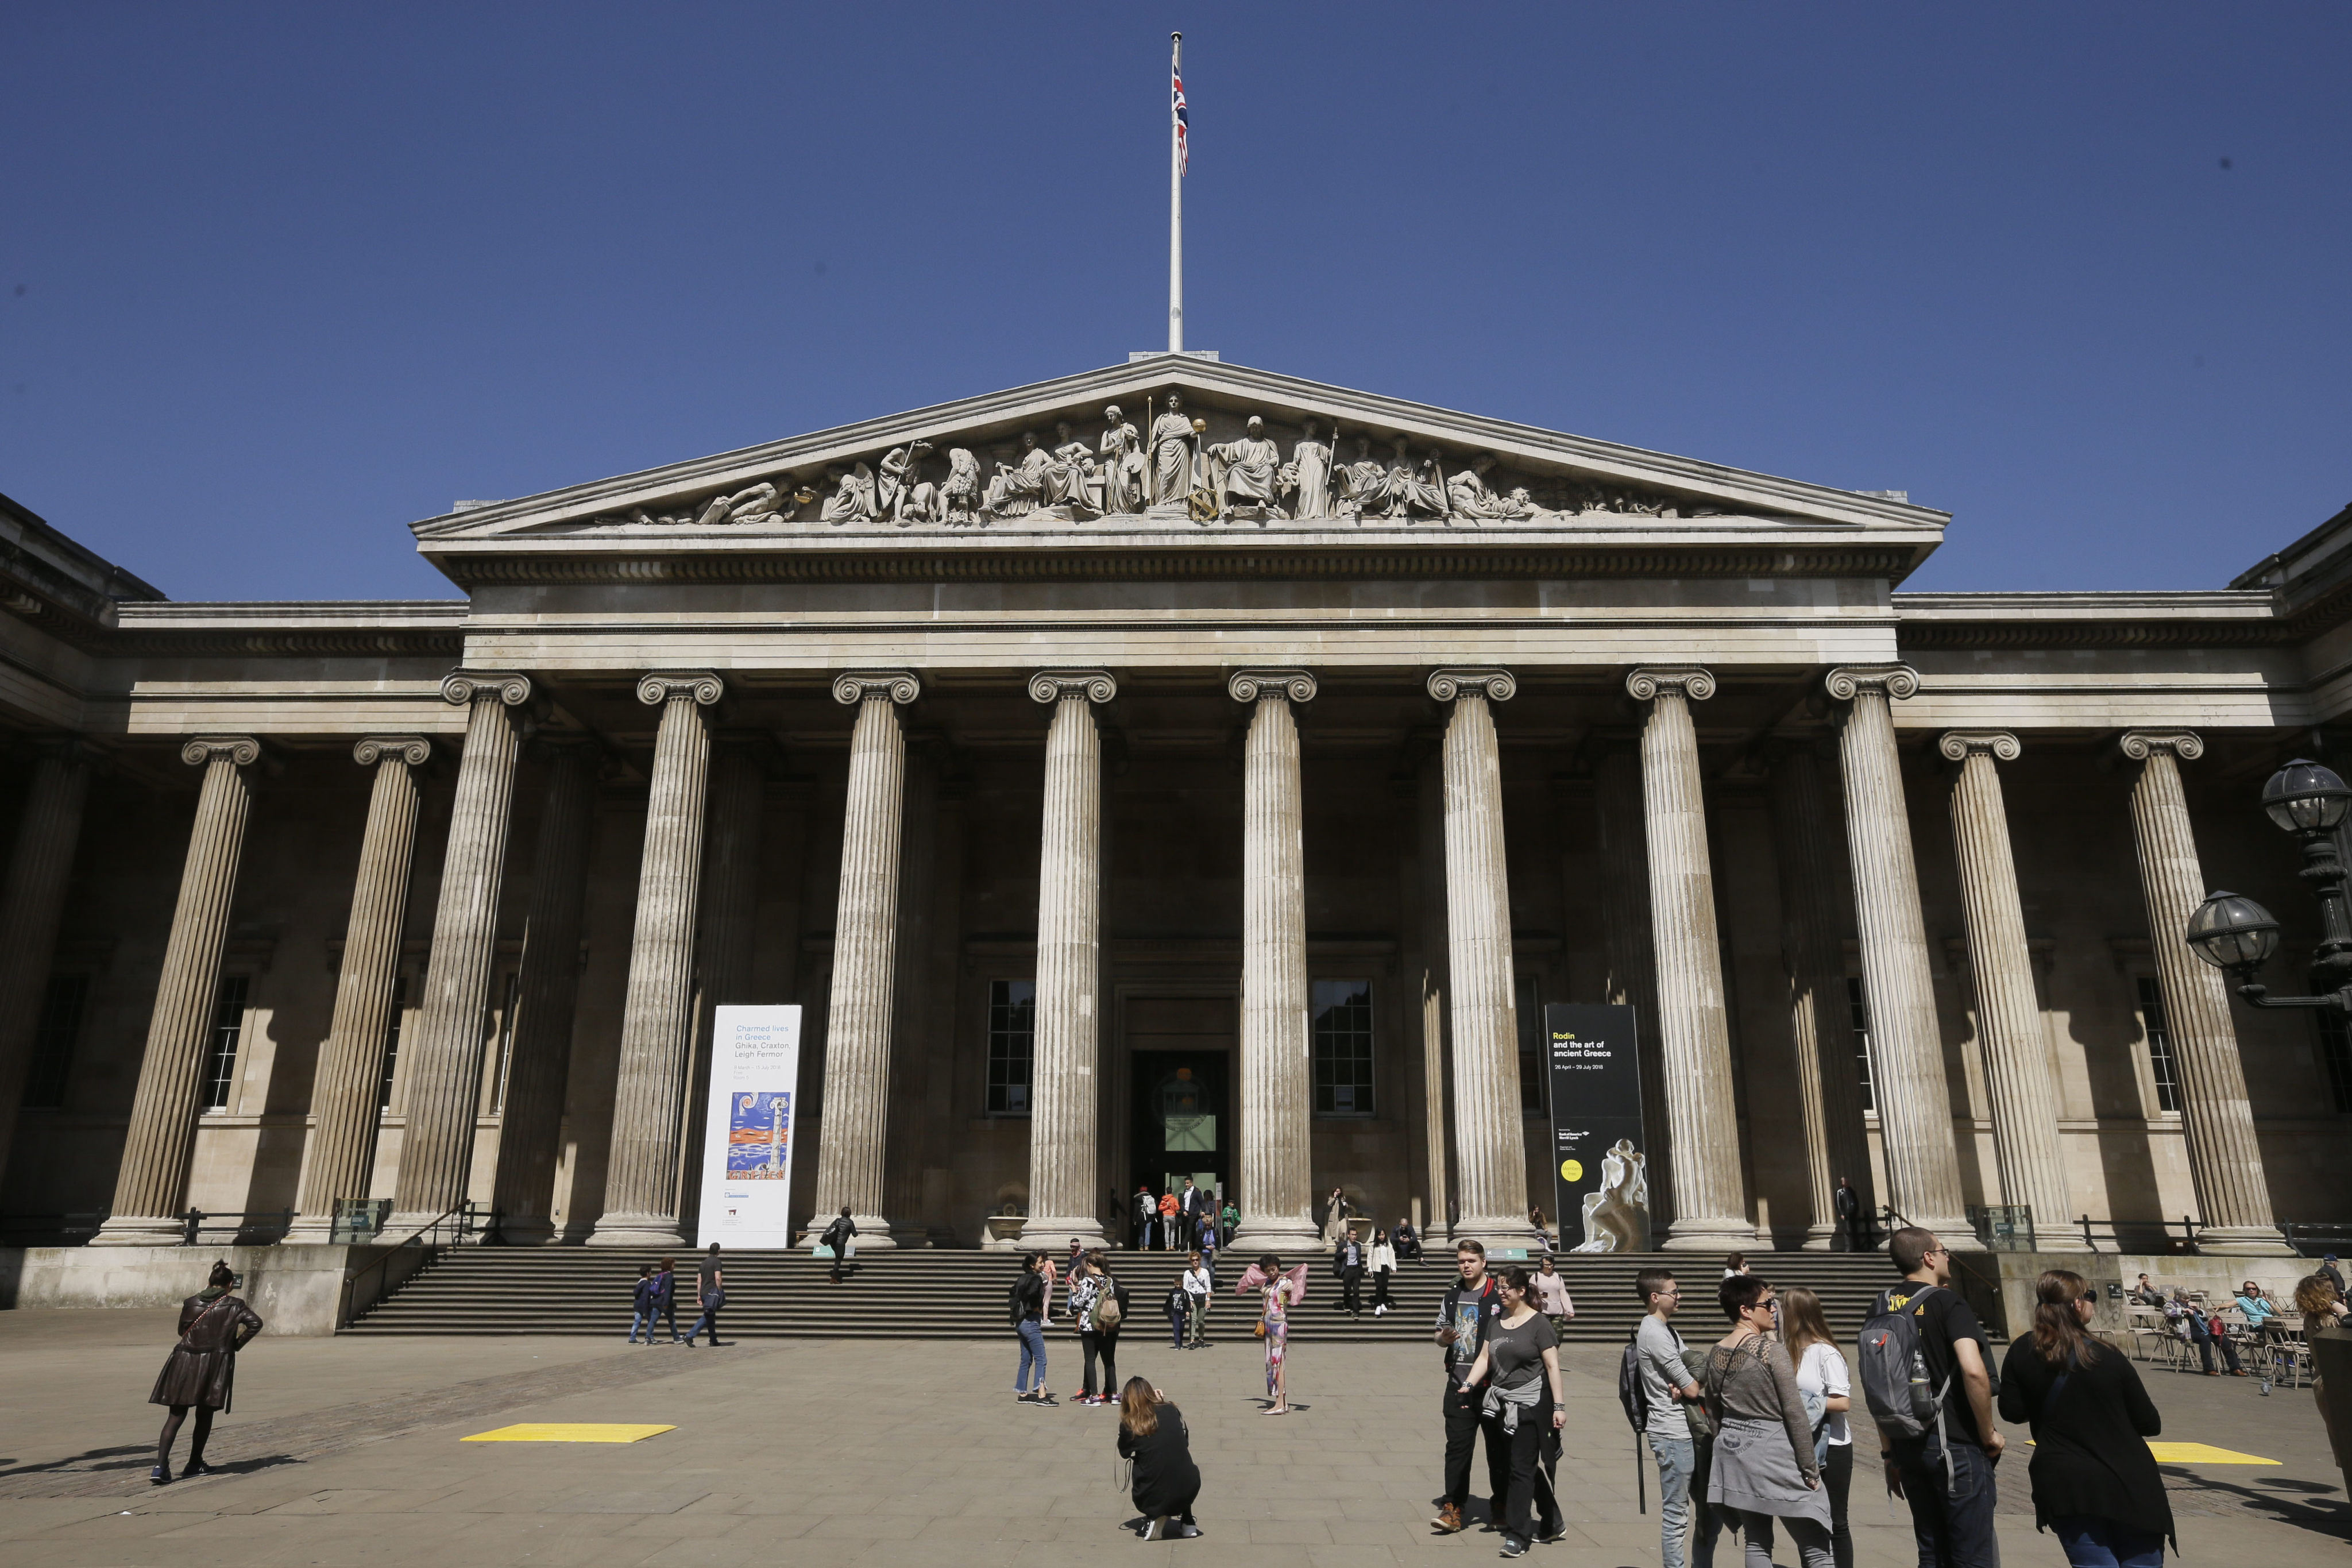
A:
2184;758;2352;1009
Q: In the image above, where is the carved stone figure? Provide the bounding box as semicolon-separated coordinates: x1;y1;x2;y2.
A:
1446;454;1536;521
1098;405;1145;515
1285;419;1333;520
940;448;982;526
1571;1138;1650;1253
1333;434;1389;520
879;442;937;527
821;464;879;525
1382;440;1446;520
983;432;1052;519
1041;421;1099;516
1148;392;1198;507
1208;415;1282;520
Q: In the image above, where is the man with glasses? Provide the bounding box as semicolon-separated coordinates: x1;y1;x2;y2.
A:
1871;1228;2002;1568
1635;1268;1720;1568
1430;1239;1508;1535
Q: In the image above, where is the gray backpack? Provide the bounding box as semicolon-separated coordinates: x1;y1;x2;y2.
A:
1858;1285;1955;1477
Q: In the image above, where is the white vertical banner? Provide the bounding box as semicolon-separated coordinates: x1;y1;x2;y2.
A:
696;1005;804;1248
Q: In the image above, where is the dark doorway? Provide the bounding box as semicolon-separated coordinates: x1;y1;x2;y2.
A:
1129;1049;1229;1246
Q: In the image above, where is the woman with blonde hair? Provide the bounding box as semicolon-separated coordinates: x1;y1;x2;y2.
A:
1778;1286;1854;1568
1997;1270;2172;1567
1115;1377;1201;1540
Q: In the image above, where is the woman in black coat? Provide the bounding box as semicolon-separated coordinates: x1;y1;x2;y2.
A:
150;1261;264;1484
1115;1376;1202;1540
1998;1269;2173;1567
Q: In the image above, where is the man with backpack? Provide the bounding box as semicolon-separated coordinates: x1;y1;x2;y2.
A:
1429;1239;1509;1536
1625;1268;1717;1568
1860;1227;2003;1568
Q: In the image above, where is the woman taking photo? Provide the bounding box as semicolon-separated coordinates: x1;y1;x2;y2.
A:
1116;1377;1202;1539
150;1261;264;1485
1457;1265;1568;1557
1999;1270;2172;1567
1699;1274;1832;1568
1778;1285;1854;1568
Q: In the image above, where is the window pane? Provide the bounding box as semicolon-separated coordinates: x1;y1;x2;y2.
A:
201;976;250;1111
24;974;90;1108
1312;979;1373;1117
1516;976;1546;1114
986;980;1036;1115
2138;976;2181;1114
380;974;407;1111
1847;976;1876;1113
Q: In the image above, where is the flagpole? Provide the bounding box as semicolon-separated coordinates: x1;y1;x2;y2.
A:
1169;30;1183;355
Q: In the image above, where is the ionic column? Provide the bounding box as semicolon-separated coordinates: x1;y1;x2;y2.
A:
489;737;600;1243
0;740;94;1184
1429;668;1531;1243
675;736;766;1245
1824;666;1973;1246
391;672;531;1228
95;736;259;1245
2121;731;2288;1254
1023;670;1118;1249
1230;669;1320;1252
1413;752;1451;1237
592;673;723;1246
1768;743;1874;1249
1594;740;1671;1225
289;736;430;1243
1940;732;2071;1233
806;670;919;1250
1625;668;1748;1249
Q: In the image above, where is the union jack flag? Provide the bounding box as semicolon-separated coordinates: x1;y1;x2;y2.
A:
1172;55;1188;176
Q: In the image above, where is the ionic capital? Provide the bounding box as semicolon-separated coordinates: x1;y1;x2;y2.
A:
180;735;260;768
1227;667;1316;704
1029;669;1119;705
1937;731;2020;764
440;669;533;708
2120;730;2204;762
1625;666;1714;702
831;670;921;706
635;670;725;708
1824;664;1921;702
1427;667;1515;703
353;735;432;768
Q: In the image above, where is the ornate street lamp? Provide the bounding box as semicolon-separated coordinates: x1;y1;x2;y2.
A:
2185;758;2352;1008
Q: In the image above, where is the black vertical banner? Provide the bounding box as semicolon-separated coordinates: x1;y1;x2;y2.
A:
1544;1003;1652;1252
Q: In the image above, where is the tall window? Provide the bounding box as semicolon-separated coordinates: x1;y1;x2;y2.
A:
2317;1010;2352;1114
379;975;407;1111
1311;980;1374;1117
986;980;1035;1115
25;974;89;1107
1516;976;1546;1114
1847;976;1876;1113
200;976;250;1111
2137;976;2181;1114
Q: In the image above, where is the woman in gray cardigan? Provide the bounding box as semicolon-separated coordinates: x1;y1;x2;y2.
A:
1699;1273;1831;1568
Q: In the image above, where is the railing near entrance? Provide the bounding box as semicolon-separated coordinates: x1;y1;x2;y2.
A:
338;1201;499;1330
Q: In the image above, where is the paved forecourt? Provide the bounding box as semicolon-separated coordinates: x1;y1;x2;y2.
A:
0;1307;2342;1566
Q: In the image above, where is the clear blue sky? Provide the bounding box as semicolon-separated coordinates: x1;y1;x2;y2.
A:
3;4;2345;602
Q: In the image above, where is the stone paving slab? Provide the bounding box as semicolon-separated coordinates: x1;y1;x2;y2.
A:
0;1308;2342;1565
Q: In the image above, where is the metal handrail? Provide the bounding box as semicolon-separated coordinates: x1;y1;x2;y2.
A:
2071;1214;2203;1254
179;1207;296;1245
0;1211;108;1243
2281;1221;2352;1257
338;1201;497;1329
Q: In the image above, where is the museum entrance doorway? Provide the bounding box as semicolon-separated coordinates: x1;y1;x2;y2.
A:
1124;993;1235;1249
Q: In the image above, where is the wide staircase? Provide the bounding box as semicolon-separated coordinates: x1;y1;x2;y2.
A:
344;1248;1900;1343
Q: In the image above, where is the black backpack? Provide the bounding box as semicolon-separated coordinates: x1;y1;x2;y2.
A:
1617;1330;1650;1433
1007;1277;1028;1331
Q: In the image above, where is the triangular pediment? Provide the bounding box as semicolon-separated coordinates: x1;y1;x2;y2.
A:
412;358;1944;576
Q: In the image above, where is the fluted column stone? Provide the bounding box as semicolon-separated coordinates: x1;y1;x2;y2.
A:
2121;731;2288;1253
392;672;531;1229
1414;752;1451;1237
1429;669;1531;1244
1594;741;1671;1225
1023;670;1118;1248
1825;666;1975;1246
1940;732;2071;1234
289;736;430;1242
0;740;94;1184
806;670;919;1250
1625;668;1749;1248
489;737;600;1243
95;736;259;1244
593;673;723;1246
676;737;767;1245
1768;744;1875;1248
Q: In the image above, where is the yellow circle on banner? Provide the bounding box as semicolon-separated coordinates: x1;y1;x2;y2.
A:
1560;1160;1582;1182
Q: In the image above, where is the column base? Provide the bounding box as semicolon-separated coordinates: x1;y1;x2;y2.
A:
1230;1217;1321;1259
1018;1215;1109;1252
1798;1223;1840;1253
800;1213;897;1252
496;1215;557;1246
1438;1214;1536;1254
1661;1216;1755;1252
1899;1214;1986;1253
90;1215;185;1247
2191;1225;2296;1257
281;1216;341;1246
585;1212;686;1247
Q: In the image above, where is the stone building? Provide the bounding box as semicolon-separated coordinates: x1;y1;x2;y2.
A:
1;359;2345;1266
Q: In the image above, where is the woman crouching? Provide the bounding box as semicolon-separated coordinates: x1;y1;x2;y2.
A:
1117;1377;1202;1540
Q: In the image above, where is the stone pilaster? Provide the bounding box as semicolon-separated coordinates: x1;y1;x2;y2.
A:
95;736;259;1244
1940;732;2071;1234
1594;740;1671;1223
1413;752;1451;1237
1625;668;1749;1249
0;740;92;1185
1429;668;1531;1244
2121;731;2289;1254
489;737;600;1243
675;737;766;1245
392;672;531;1228
1768;743;1874;1249
289;736;430;1243
1825;666;1974;1246
1022;670;1118;1249
592;673;723;1246
806;670;919;1250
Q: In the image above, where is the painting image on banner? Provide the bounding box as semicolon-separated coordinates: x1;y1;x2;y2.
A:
1543;1003;1650;1252
726;1091;792;1179
697;1005;802;1248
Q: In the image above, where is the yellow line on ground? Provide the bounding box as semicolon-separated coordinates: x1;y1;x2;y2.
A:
460;1423;676;1443
2145;1441;2277;1465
